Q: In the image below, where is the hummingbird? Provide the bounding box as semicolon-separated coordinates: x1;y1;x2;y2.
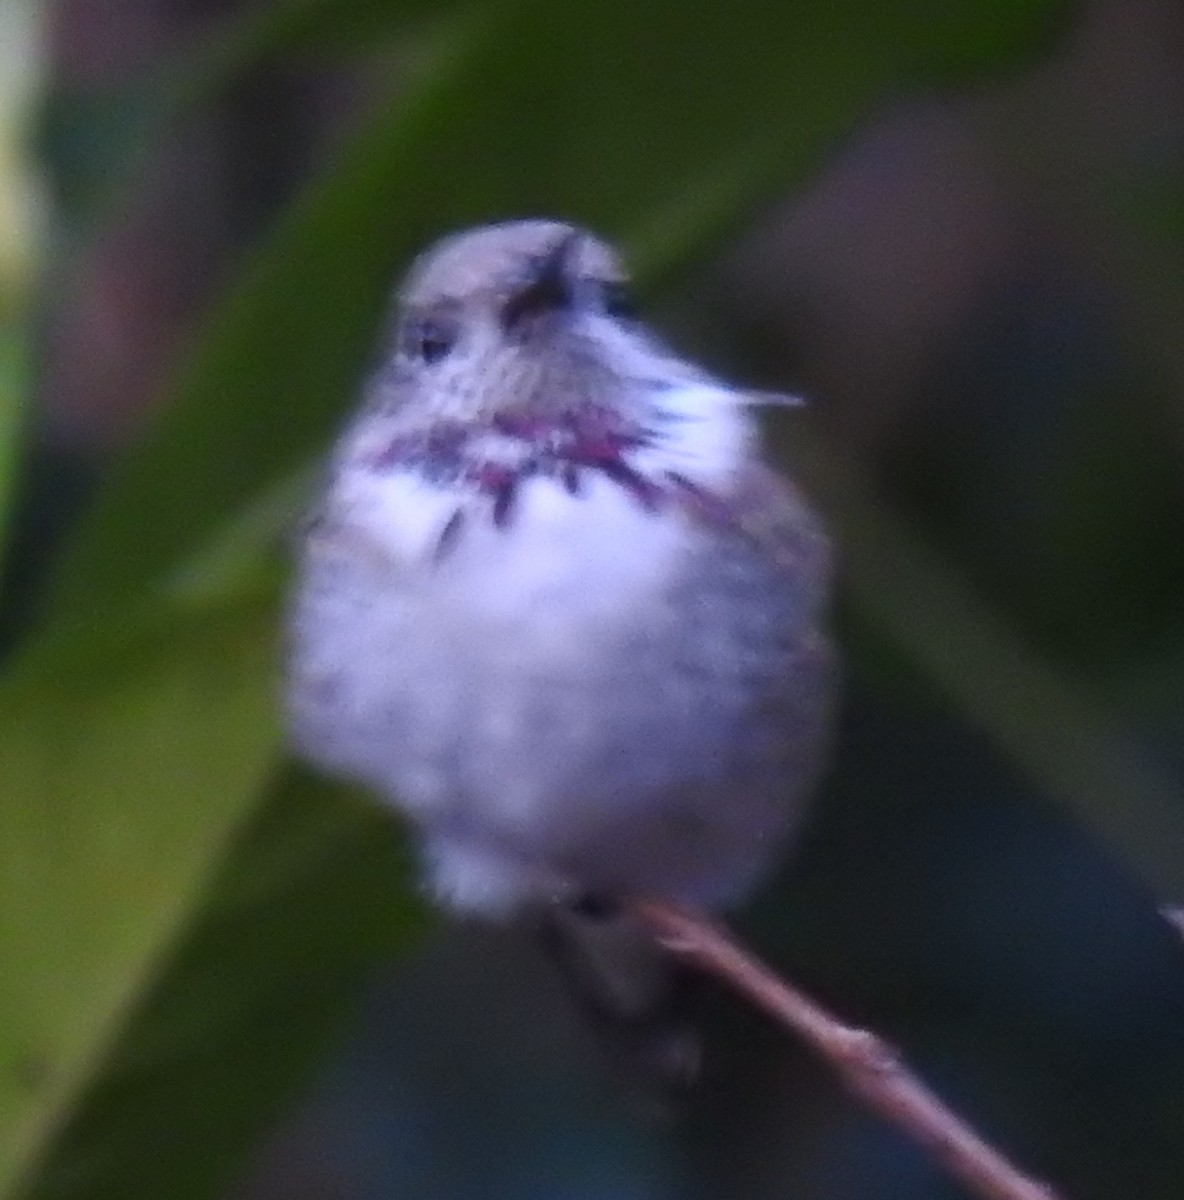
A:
286;219;835;1095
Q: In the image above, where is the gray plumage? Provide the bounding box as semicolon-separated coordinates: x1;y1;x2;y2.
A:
286;219;835;1092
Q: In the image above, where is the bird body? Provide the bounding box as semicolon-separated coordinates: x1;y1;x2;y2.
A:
286;220;834;1084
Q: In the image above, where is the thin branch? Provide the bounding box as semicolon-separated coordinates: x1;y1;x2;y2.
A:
630;899;1064;1200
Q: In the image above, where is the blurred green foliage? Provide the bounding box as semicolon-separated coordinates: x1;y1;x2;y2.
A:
7;1;1184;1199
0;327;27;576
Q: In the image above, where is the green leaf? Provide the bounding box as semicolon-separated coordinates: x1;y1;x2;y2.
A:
24;766;422;1200
0;322;27;585
0;600;279;1196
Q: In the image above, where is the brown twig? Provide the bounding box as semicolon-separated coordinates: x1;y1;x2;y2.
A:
630;898;1064;1200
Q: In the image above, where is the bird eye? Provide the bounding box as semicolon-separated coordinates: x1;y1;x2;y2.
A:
402;314;458;364
600;281;638;320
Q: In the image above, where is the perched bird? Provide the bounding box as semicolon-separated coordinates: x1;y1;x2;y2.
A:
286;219;835;1094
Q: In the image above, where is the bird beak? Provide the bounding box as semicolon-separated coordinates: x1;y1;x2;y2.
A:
501;232;580;333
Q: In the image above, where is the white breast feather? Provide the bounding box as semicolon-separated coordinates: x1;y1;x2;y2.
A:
301;382;765;914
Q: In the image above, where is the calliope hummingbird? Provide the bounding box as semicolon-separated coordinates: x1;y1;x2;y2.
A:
287;219;835;1094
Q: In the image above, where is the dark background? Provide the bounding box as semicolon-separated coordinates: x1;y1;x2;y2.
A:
1;2;1183;1198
